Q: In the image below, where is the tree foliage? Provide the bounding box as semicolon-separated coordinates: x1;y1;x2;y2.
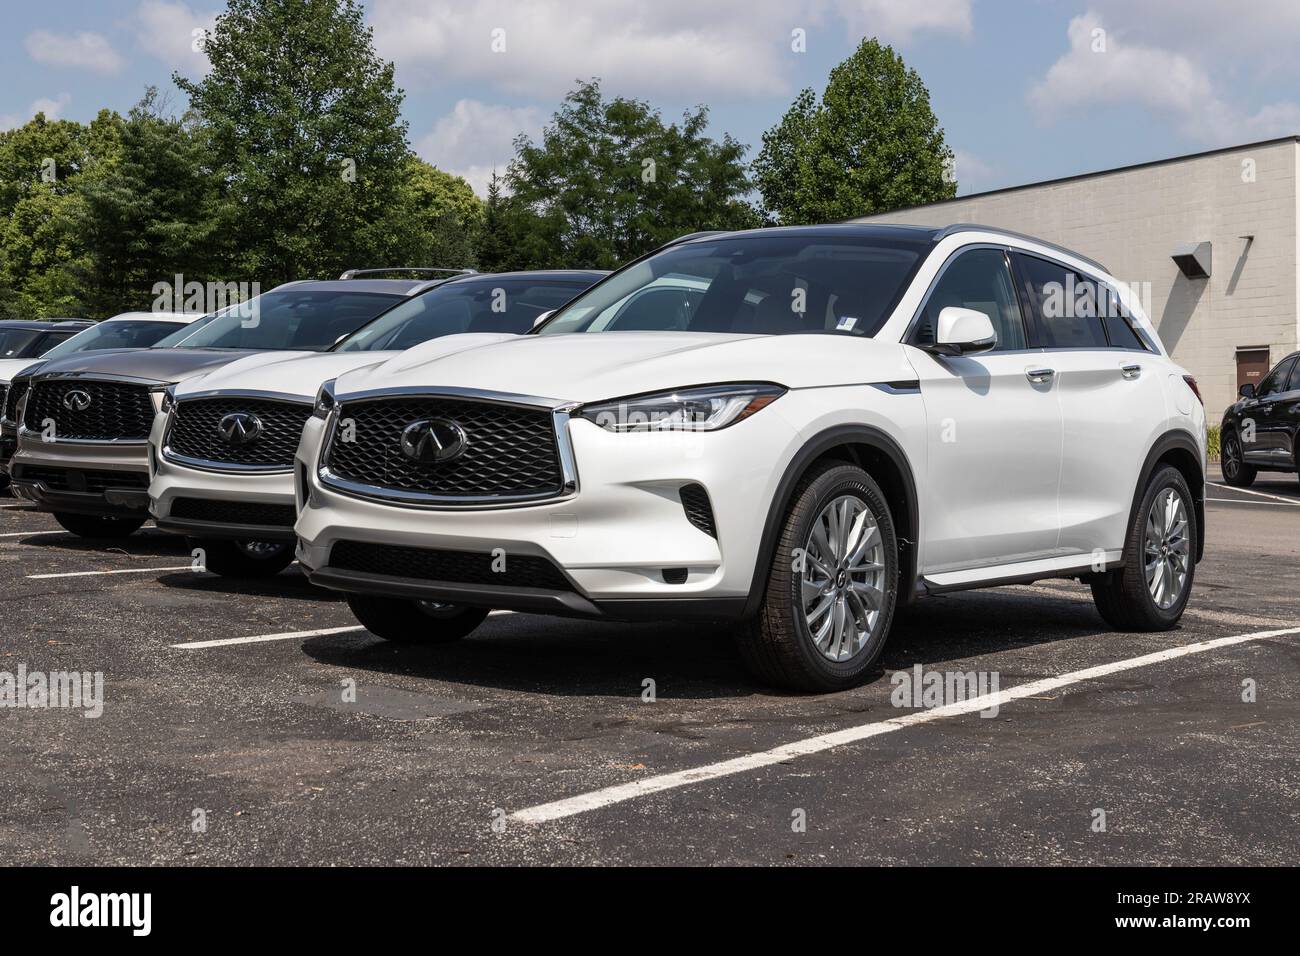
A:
753;39;956;223
496;80;759;270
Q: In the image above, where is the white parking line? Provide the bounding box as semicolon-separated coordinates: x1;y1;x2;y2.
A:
172;626;366;649
171;610;515;649
27;566;192;579
0;530;61;538
1206;481;1300;504
511;624;1300;824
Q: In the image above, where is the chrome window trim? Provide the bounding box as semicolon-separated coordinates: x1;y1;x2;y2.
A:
316;389;580;510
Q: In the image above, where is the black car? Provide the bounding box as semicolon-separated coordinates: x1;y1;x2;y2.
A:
1220;350;1300;487
0;319;94;359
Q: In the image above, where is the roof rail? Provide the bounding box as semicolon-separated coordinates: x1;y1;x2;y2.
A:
338;267;477;280
934;224;1110;275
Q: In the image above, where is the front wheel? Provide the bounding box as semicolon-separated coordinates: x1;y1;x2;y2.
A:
53;512;146;539
346;594;489;644
736;461;899;692
1220;431;1256;487
1091;464;1196;631
190;537;295;578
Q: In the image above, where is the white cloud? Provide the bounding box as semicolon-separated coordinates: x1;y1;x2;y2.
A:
0;93;72;132
370;0;971;100
832;0;973;44
135;0;219;75
24;30;124;74
951;148;993;191
1028;11;1300;145
415;98;544;196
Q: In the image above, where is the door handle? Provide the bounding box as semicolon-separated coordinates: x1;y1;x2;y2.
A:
1120;363;1142;380
1026;367;1055;384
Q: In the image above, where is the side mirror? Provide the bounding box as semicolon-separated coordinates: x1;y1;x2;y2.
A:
1239;383;1256;399
533;310;554;328
925;306;997;357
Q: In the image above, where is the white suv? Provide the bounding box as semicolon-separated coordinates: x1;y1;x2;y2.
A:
293;225;1206;691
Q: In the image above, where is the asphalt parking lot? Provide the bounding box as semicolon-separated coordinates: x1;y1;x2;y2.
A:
2;466;1298;866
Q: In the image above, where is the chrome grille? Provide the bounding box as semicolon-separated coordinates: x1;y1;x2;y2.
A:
168;397;312;468
324;395;563;501
24;380;154;440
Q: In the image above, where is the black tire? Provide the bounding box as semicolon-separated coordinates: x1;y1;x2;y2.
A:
736;461;899;692
1090;464;1196;631
1220;430;1256;487
346;593;489;644
53;512;146;539
190;537;295;578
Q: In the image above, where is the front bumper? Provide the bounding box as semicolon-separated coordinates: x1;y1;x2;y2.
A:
147;410;297;542
293;400;803;622
9;430;151;517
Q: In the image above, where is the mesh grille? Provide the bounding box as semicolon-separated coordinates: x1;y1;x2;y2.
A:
680;483;717;538
24;380;154;440
0;385;7;422
329;539;572;591
169;497;297;528
326;396;562;499
14;465;148;492
168;397;312;467
4;381;26;422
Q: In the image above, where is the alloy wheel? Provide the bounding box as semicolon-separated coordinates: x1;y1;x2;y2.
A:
800;494;885;662
1143;487;1190;610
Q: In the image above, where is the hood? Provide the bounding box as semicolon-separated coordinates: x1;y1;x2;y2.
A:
0;358;46;385
174;350;397;400
31;347;259;385
334;331;915;403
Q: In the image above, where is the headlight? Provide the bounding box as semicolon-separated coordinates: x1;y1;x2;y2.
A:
578;383;785;432
313;379;337;419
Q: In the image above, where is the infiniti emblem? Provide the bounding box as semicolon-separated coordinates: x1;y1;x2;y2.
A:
217;411;264;445
62;389;93;412
400;418;468;464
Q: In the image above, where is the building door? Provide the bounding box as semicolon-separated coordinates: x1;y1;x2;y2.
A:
1237;348;1272;393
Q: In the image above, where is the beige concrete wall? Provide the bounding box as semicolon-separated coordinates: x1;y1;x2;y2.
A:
854;140;1299;414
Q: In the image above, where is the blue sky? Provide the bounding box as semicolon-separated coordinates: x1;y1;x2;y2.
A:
5;1;1300;198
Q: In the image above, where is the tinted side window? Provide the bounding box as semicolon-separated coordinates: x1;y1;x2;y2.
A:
1098;283;1148;351
1014;253;1109;349
913;248;1027;351
1259;357;1295;397
1286;356;1300;392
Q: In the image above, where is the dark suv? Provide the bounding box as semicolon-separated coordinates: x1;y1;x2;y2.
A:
1221;350;1300;487
0;319;93;359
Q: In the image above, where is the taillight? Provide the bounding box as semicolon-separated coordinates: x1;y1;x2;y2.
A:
1182;375;1203;406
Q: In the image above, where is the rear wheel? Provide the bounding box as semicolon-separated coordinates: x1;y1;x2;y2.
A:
191;537;295;578
1090;464;1196;631
736;461;898;692
1220;431;1256;487
346;594;489;644
53;512;146;539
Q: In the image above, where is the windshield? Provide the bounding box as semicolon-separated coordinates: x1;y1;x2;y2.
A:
335;277;597;352
169;289;402;351
152;313;218;346
538;235;926;337
0;329;41;358
41;319;193;358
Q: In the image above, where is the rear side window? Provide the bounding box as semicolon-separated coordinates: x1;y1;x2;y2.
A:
1098;283;1149;351
1013;253;1109;349
1286;356;1300;392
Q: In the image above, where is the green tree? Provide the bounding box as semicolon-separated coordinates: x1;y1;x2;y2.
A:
360;157;482;271
503;79;759;270
753;39;956;224
0;110;122;318
72;89;224;315
174;0;412;284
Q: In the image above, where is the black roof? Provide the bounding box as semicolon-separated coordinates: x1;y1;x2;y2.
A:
0;319;93;331
439;270;610;283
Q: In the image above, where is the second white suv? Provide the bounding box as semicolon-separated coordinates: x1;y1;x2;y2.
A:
293;225;1206;691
